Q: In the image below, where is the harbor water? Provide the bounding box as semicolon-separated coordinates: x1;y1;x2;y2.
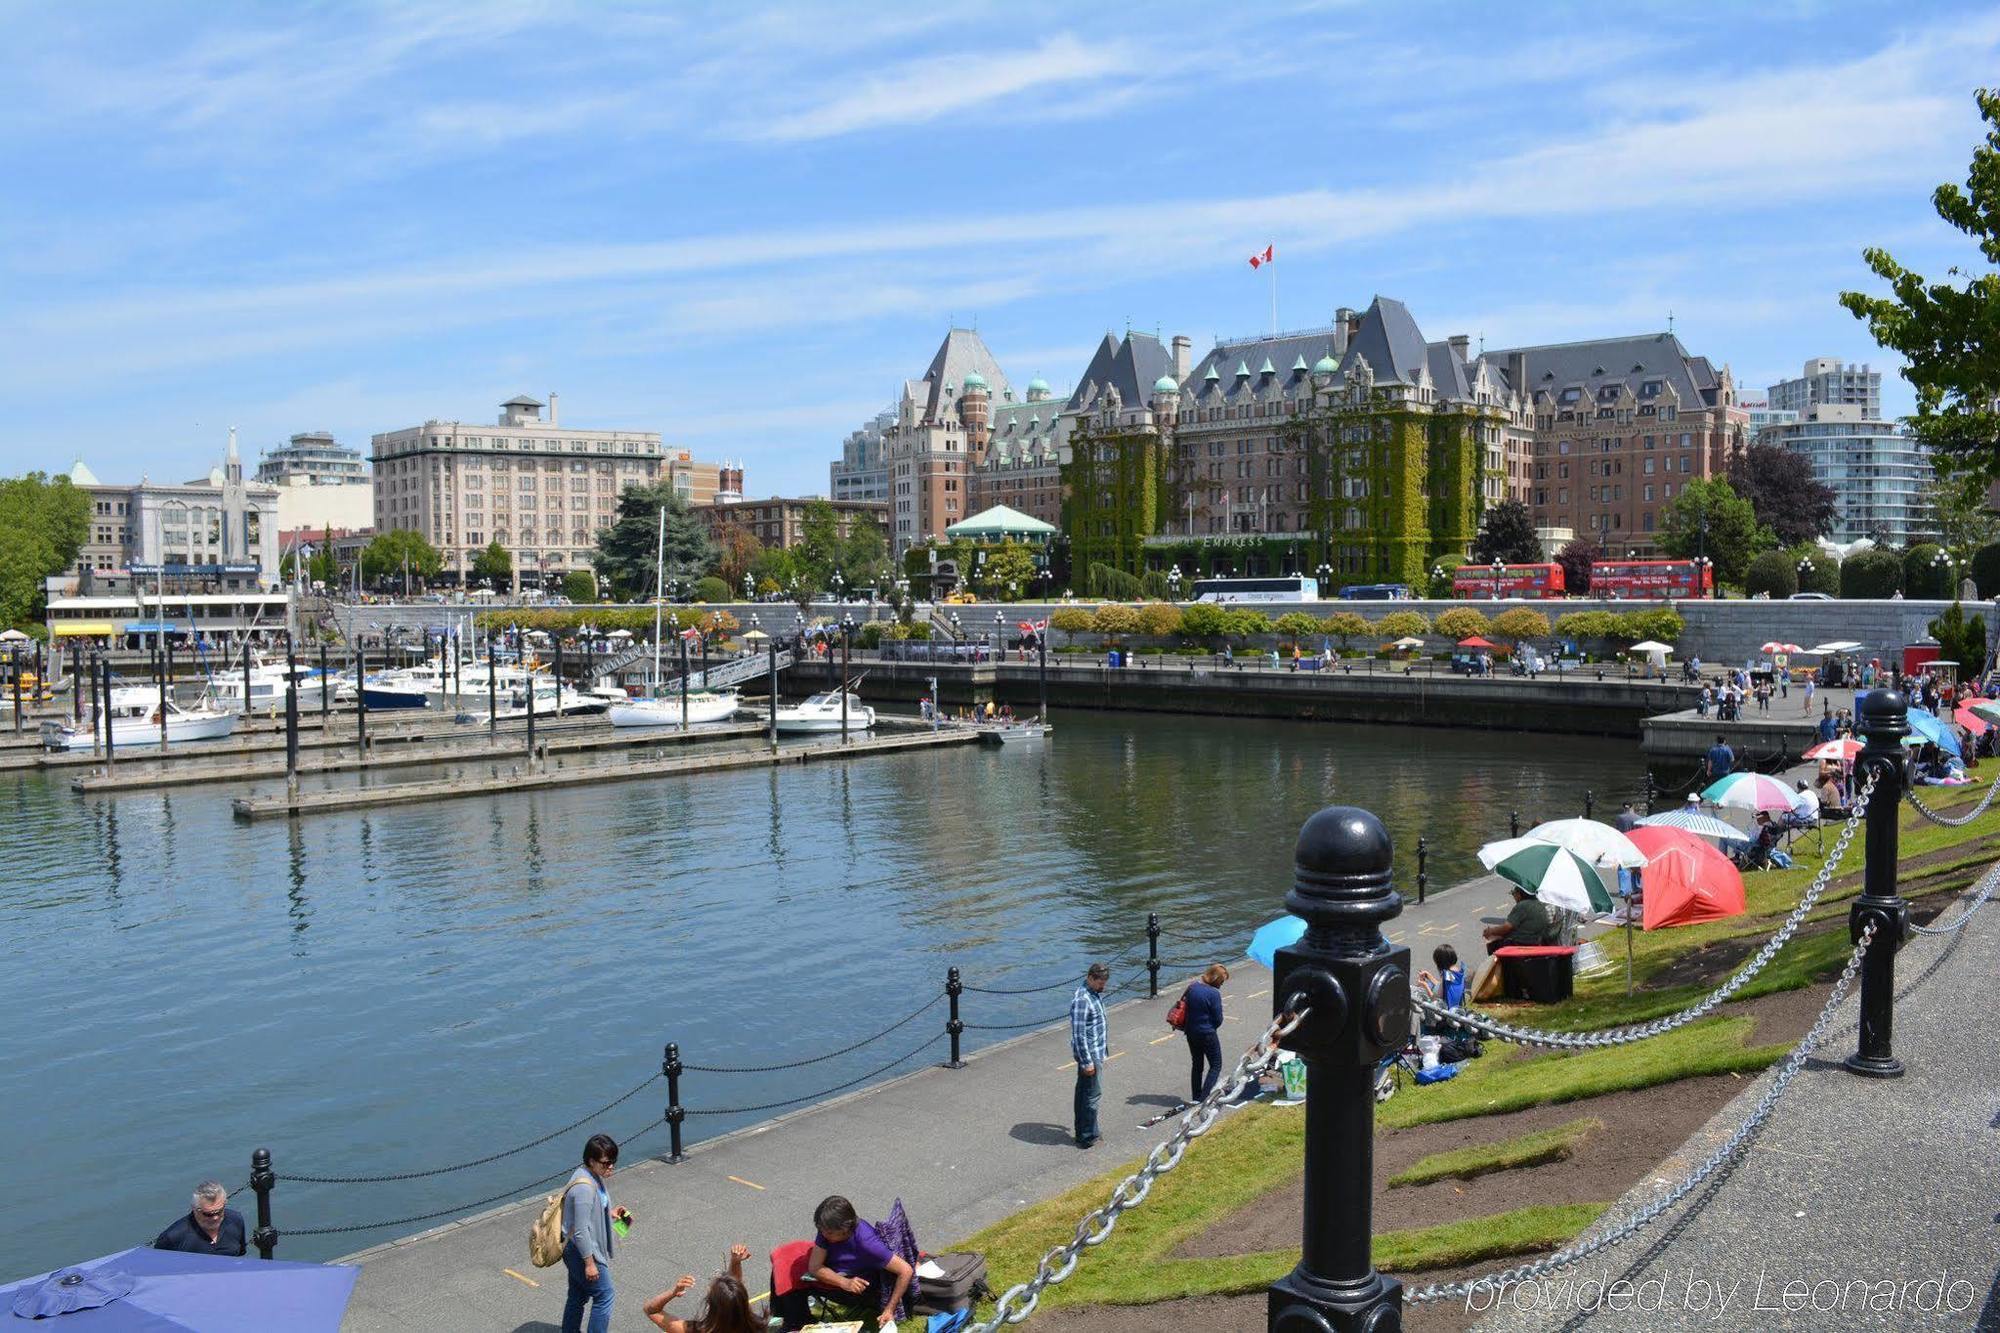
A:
0;709;1645;1276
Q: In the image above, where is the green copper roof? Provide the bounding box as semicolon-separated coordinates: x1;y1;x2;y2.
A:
1235;360;1251;377
1313;355;1339;375
1258;357;1276;375
1203;365;1221;380
1291;354;1310;373
1154;375;1178;393
962;371;987;390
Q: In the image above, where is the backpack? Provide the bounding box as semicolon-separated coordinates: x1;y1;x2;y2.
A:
530;1175;592;1268
1165;988;1189;1030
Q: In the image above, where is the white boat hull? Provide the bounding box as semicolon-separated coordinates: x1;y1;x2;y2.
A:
774;709;876;733
606;693;740;727
49;710;239;750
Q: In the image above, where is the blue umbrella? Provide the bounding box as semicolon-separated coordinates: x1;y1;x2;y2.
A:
1;1248;356;1331
1906;707;1962;758
1247;914;1305;967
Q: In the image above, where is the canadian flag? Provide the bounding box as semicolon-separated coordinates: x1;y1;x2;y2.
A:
1248;244;1274;269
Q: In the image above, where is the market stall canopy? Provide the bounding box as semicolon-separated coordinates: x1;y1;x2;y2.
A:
1636;807;1748;843
1389;636;1425;649
1626;640;1674;653
1802;641;1864;655
1629;826;1746;930
0;629;30;642
741;628;769;641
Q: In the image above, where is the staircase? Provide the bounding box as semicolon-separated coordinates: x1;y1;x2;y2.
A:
591;642;657;684
926;608;959;644
690;649;793;690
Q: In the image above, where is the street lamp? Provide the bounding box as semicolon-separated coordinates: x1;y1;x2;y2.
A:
1693;555;1713;599
1490;558;1505;599
994;609;1006;663
1167;565;1183;602
1796;556;1815;593
949;611;961;646
831;570;845;603
742;571;755;600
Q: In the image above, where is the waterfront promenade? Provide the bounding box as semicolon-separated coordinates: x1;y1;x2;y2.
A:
338;876;1523;1330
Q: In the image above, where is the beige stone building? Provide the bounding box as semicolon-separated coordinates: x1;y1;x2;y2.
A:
371;395;664;591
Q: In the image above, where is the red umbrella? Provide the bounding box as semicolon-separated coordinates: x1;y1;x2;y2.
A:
1803;738;1862;762
1457;636;1499;650
1629;825;1746;930
1954;698;1992;735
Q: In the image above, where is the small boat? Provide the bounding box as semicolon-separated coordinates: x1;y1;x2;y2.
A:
774;690;875;734
977;720;1051;744
359;673;431;710
42;687;239;750
606;690;741;728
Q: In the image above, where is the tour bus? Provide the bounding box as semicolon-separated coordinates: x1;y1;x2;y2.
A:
1189;575;1320;604
1450;563;1567;599
1588;559;1713;600
1337;583;1414;601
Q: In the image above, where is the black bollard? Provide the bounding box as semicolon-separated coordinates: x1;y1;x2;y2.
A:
1509;809;1519;839
1846;689;1910;1079
488;648;498;739
767;641;779;752
101;658;115;767
73;643;84;722
319;642;330;720
284;632;299;796
1146;913;1162;997
1267;807;1407;1331
662;1044;686;1163
250;1147;276;1259
1416;835;1428;905
1584;789;1594;821
1644;775;1655;816
944;967;966;1069
354;646;368;753
12;647;23;733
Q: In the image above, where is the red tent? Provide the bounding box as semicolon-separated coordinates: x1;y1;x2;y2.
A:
1629;826;1745;929
1457;636;1499;650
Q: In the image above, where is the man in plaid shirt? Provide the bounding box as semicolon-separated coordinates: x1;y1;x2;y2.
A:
1069;962;1111;1148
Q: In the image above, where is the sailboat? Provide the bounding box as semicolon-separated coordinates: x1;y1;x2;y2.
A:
42;687;238;750
606;508;741;729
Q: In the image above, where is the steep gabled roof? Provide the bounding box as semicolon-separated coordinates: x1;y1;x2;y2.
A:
1338;297;1429;386
1064;331;1177;413
915;329;1012;422
1482;332;1716;408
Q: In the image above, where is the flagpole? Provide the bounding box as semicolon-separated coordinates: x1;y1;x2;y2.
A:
1271;261;1278;338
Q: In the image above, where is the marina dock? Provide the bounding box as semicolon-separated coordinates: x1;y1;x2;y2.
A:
229;725;981;820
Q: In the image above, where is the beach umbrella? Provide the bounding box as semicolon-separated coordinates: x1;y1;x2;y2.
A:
1;1248;356;1331
1477;836;1616;914
1389;636;1425;649
1245;914;1304;968
1626;640;1674;653
1629;827;1746;930
1803;738;1862;763
1966;699;2000;728
1636;806;1748;843
1523;818;1647;869
1904;707;1962;758
1953;699;1992;735
1759;641;1804;654
1457;636;1499;650
1701;771;1799;814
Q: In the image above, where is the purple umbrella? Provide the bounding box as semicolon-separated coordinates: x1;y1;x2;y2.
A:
1;1248;356;1331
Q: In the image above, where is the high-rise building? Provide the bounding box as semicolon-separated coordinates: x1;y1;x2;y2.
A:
1491;331;1746;553
830;409;894;504
878;330;1013;553
371;395;664;591
1767;357;1881;419
256;430;373;533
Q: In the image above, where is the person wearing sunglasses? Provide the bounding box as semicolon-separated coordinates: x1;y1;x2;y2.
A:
153;1180;247;1257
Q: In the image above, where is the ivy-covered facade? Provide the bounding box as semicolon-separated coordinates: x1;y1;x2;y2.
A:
1059;298;1530;589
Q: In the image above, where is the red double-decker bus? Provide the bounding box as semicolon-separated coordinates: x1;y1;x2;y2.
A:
1451;562;1566;599
1589;559;1713;599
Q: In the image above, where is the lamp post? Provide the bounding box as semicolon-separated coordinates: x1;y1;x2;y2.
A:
1797;557;1815;595
1317;562;1332;598
839;614;854;742
1694;555;1713;600
949;611;961;652
1490;558;1505;600
668;610;687;730
993;609;1005;666
1931;549;1957;598
1168;565;1184;602
742;571;755;601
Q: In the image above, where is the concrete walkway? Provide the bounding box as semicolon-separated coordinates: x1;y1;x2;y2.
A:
1475;881;2000;1332
337;874;1523;1330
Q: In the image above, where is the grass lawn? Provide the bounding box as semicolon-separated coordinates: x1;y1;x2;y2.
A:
1388;1116;1602;1188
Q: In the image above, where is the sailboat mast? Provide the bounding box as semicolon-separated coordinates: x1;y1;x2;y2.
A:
652;505;666;692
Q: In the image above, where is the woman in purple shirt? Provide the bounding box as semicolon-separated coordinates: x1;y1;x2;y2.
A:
804;1196;911;1329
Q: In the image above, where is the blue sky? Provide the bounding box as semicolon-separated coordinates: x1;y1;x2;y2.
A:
5;1;1998;496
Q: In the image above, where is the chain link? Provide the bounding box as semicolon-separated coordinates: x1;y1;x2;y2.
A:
1406;919;1877;1305
1904;768;2000;828
967;1005;1309;1331
1415;771;1877;1051
682;1031;946;1118
682;994;944;1073
1909;856;2000;935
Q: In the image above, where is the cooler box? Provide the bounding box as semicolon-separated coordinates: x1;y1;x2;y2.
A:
1495;945;1577;1003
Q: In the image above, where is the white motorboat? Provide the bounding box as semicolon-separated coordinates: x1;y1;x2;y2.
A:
606;690;741;728
42;687;239;750
209;659;332;714
774;690;875;734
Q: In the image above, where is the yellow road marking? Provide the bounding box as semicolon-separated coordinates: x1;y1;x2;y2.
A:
502;1269;541;1288
1248;988;1269;999
1439;920;1460;931
751;1290;770;1305
727;1175;765;1191
1386;932;1406;944
1417;924;1439;935
1149;1033;1178;1045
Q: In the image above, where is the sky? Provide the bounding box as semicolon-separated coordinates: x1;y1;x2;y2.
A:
4;0;1998;496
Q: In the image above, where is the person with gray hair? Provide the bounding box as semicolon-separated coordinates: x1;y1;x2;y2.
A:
153;1179;247;1256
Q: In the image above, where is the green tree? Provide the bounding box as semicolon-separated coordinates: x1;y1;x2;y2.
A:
1930;600;1989;668
1317;611;1371;651
1744;551;1799;599
1555;610;1619;645
1902;543;1952;598
840;515;888;590
1840;90;2000;483
1657;479;1770;587
0;473;90;630
1615;608;1684;645
562;570;598;603
1049;607;1094;646
1840;548;1903;598
1490;607;1551;644
1788;545;1841;596
1225;609;1271;641
1086;562;1143;600
470;541;512;586
793;500;844;593
1137;602;1183;638
1275;611;1322;649
1179;601;1230;647
1375;610;1430;639
692;575;728;603
361;529;443;586
1972;542;2000;598
1090;603;1140;640
1433;607;1489;640
591;483;716;600
981;540;1039;599
1469;498;1542;565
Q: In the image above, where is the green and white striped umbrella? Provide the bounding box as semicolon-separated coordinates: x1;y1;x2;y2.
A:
1477;836;1617;914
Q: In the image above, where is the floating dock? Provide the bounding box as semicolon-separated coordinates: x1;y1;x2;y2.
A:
230;727;980;820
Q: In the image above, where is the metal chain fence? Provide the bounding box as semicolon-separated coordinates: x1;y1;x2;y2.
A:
1909;855;2000;935
1414;771;1877;1051
681;994;944;1073
1405;918;1878;1305
967;1004;1309;1331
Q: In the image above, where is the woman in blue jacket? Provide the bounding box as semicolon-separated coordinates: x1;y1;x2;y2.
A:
1182;964;1228;1101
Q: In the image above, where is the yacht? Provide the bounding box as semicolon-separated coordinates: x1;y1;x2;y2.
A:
210;659;326;714
606;690;741;728
359;669;432;710
42;688;238;750
774;690;875;734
